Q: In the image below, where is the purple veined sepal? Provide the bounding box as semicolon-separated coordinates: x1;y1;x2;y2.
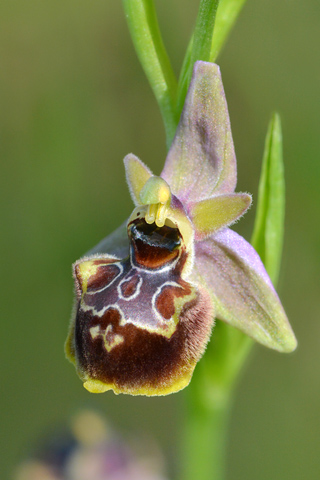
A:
193;228;297;353
161;61;237;206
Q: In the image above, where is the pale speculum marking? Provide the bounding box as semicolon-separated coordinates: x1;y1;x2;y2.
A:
118;273;143;301
81;254;194;339
90;324;124;352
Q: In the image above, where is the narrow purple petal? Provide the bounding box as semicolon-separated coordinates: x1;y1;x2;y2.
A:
193;228;297;352
161;61;237;207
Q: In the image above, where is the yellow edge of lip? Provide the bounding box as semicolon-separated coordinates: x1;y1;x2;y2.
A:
83;366;195;397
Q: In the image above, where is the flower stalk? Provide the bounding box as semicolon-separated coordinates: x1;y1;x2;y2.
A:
176;0;220;117
122;0;250;148
181;386;231;480
122;0;178;148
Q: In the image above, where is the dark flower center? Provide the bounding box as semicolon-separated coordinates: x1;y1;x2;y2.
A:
128;218;182;269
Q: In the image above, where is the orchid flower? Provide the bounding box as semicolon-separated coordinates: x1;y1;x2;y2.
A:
65;61;297;397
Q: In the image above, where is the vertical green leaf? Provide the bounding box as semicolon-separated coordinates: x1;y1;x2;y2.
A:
176;0;220;120
176;0;249;122
251;113;285;285
122;0;178;148
191;0;220;63
210;0;247;62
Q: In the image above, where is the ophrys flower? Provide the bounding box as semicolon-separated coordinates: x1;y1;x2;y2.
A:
65;62;297;396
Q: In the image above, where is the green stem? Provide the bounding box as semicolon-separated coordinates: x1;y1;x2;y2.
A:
191;0;220;64
181;323;252;480
176;0;220;118
122;0;178;148
181;388;231;480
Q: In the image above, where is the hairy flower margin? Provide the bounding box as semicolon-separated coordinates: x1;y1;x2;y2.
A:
65;61;297;397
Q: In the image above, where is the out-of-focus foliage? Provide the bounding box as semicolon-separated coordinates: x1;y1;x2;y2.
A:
1;1;319;479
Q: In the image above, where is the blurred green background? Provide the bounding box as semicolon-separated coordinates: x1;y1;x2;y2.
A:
1;1;319;479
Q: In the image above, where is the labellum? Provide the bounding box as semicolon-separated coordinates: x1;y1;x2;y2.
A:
66;179;214;396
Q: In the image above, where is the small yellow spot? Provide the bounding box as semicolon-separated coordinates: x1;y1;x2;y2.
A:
90;324;124;352
89;325;101;339
145;203;157;224
76;261;102;294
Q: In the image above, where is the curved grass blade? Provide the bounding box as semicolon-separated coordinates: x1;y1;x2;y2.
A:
122;0;178;148
251;113;285;285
